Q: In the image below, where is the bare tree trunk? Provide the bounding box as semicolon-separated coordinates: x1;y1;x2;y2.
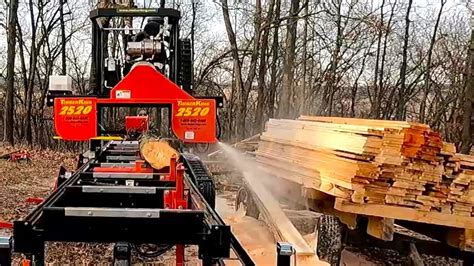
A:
372;0;385;118
297;0;309;116
419;0;446;123
60;0;66;74
4;0;19;145
395;0;413;120
460;15;474;154
267;0;281;120
255;0;275;133
321;0;342;116
277;0;300;118
378;0;396;119
220;0;245;138
25;0;38;145
191;0;196;79
241;0;262;136
352;55;368;117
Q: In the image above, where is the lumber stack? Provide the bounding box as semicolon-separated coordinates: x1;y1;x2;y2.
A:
256;116;474;224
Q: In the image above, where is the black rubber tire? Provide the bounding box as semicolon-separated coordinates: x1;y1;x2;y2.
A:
245;195;260;219
315;215;343;266
199;179;216;209
114;260;130;266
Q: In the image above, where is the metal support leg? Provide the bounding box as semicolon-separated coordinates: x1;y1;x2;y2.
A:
462;252;474;266
31;241;45;266
0;236;12;266
176;244;185;266
277;242;293;266
113;242;131;266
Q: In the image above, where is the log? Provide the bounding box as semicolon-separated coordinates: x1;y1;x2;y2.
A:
139;136;180;170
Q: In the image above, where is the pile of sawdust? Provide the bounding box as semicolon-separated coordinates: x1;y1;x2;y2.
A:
224;211;277;265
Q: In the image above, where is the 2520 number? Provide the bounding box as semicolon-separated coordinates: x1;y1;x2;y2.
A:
176;107;210;117
59;105;93;115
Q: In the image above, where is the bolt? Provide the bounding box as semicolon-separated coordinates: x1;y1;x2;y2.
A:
24;222;28;226
164;190;169;195
178;206;183;209
99;189;104;192
146;212;152;217
88;211;93;216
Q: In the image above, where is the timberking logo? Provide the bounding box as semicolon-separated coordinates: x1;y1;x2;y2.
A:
60;99;93;105
177;100;210;107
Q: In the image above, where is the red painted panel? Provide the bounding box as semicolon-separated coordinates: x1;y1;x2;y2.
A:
54;98;97;141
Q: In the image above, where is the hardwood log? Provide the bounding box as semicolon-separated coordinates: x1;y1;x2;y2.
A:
139;136;180;170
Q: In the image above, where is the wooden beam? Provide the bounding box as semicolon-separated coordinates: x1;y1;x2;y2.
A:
367;217;394;241
334;199;474;229
446;228;474;252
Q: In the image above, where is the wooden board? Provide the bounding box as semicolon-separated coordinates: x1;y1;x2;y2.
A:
334;198;474;229
242;171;315;256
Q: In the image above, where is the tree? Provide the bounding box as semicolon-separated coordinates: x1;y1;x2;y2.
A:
255;0;276;132
419;0;446;123
277;0;300;118
461;5;474;154
395;0;413;120
4;0;19;146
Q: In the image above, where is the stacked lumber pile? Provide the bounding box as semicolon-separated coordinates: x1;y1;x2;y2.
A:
256;116;474;221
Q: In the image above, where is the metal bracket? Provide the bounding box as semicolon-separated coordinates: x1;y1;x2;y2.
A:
199;225;231;260
0;236;12;266
277;242;293;266
113;242;131;266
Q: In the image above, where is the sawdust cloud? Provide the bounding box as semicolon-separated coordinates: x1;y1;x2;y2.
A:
217;142;301;205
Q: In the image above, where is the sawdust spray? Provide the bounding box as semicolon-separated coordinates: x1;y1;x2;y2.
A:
217;142;298;204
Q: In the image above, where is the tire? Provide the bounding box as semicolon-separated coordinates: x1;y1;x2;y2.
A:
114;260;130;266
315;215;343;266
199;179;216;209
245;195;260;219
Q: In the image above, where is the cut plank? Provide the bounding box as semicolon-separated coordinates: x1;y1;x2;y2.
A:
242;171;315;256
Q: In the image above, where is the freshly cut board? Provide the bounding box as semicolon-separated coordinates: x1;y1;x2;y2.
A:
256;116;474;248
